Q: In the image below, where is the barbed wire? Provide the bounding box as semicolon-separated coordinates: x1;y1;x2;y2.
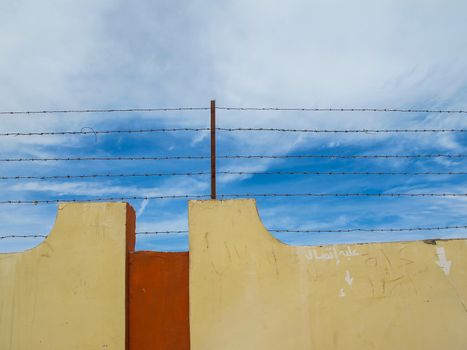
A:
0;156;210;162
136;230;189;235
219;171;467;176
2;103;466;243
219;193;467;198
1;128;466;137
1;193;466;205
1;154;465;162
3;224;467;240
221;154;467;159
0;128;209;137
0;230;189;240
269;225;467;233
0;234;47;240
216;107;467;114
0;172;210;180
0;107;209;115
2;170;467;181
0;195;210;204
1;106;466;115
217;127;467;133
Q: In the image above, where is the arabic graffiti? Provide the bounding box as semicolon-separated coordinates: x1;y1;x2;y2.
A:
305;246;360;265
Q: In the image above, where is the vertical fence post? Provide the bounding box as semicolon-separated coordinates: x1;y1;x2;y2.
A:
210;100;216;200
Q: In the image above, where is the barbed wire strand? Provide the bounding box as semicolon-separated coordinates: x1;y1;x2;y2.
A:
1;106;466;115
0;234;48;240
0;107;210;115
1;193;466;205
0;172;209;180
220;193;467;198
1;154;466;162
1;128;467;137
270;225;467;233
217;128;467;133
2;171;467;180
0;231;191;240
136;230;189;235
221;154;467;159
216;107;467;114
0;156;210;162
2;225;467;240
0;195;210;204
220;171;467;176
0;128;209;137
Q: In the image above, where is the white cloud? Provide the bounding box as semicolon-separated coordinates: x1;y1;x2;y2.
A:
7;176;209;197
136;198;150;217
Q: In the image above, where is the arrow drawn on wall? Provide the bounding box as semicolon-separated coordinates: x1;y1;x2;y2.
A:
345;270;353;286
435;247;452;276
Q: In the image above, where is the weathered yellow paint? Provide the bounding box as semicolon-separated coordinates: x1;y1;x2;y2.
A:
0;202;133;350
189;199;467;350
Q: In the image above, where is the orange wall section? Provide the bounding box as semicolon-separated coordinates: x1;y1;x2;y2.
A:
128;251;190;350
125;204;136;350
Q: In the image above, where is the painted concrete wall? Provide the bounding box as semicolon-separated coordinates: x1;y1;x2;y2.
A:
0;202;135;350
189;199;467;350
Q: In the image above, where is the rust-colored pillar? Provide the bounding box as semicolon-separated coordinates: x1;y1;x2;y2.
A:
125;204;136;350
128;251;190;350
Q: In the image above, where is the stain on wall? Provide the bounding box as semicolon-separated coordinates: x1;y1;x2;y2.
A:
189;199;467;350
129;251;190;350
0;202;135;350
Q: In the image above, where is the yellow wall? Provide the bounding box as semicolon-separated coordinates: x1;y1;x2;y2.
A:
0;202;133;350
189;199;467;350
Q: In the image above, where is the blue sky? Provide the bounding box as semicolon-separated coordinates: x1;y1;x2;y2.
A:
1;0;467;252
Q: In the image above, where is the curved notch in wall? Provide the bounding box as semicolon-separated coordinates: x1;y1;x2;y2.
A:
189;199;467;350
0;202;135;350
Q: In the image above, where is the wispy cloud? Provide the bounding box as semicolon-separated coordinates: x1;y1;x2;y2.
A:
136;198;150;217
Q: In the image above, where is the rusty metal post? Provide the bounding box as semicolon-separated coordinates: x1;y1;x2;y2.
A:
210;100;216;199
